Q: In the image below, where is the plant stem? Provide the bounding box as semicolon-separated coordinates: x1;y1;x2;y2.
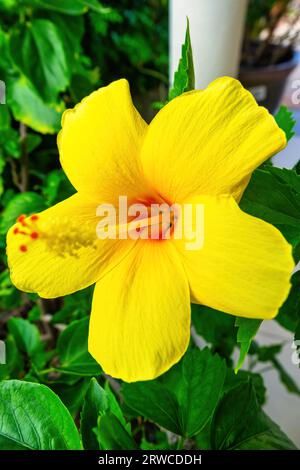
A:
8;158;23;191
137;65;169;84
176;436;185;450
19;122;29;192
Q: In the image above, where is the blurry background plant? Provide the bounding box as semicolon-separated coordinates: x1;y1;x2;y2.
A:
240;0;300;111
0;0;300;451
242;0;298;66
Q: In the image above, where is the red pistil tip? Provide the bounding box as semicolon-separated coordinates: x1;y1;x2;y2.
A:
30;214;39;221
19;244;28;252
13;227;19;234
17;214;28;227
30;232;39;239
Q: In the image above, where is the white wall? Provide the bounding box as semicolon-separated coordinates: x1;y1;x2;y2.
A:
169;0;248;88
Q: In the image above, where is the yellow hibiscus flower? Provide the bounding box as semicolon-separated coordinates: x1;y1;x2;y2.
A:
6;77;294;382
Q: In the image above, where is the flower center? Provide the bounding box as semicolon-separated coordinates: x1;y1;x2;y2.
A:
126;198;177;241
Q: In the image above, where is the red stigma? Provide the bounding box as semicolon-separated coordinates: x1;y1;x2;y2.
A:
13;227;19;234
30;215;39;221
30;232;39;239
19;245;28;252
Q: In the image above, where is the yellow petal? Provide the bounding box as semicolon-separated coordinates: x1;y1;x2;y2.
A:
88;240;190;382
58;79;152;202
7;193;135;298
141;77;286;203
173;195;294;319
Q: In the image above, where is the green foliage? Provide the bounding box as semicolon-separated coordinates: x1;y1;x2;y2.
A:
8;317;46;368
122;348;226;437
192;304;236;360
240;166;300;251
81;378;128;449
0;380;82;449
250;342;300;396
51;378;90;418
7;77;64;134
10;19;70;103
276;271;300;332
81;378;107;449
97;412;138;450
29;0;88;15
275;106;296;142
235;318;262;372
211;382;297;450
168;18;195;101
271;357;300;396
57;317;101;376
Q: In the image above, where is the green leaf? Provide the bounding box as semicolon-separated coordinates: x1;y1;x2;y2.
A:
271;357;300;396
171;348;226;437
57;317;101;376
240;341;300;396
276;271;300;332
46;12;85;73
224;368;267;406
275;106;296;142
27;304;41;322
141;431;172;451
26;134;42;154
168;18;195;101
10;19;70;103
0;269;21;310
0;26;12;72
52;378;90;418
211;382;297;450
0;157;4;196
81;0;117;14
240;167;300;247
269;166;300;195
122;348;226;437
7;76;63;134
0;0;18;10
8;318;45;368
81;378;128;450
97;412;138;451
192;304;236;358
235;318;262;372
51;287;93;324
8;318;40;357
256;344;282;362
81;378;106;450
122;381;180;435
0;128;21;158
30;0;87;15
88;5;122;38
0;105;10;129
105;382;129;427
42;169;74;205
0;380;82;449
0;191;47;233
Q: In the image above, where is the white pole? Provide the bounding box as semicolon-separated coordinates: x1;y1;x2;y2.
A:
170;0;248;89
